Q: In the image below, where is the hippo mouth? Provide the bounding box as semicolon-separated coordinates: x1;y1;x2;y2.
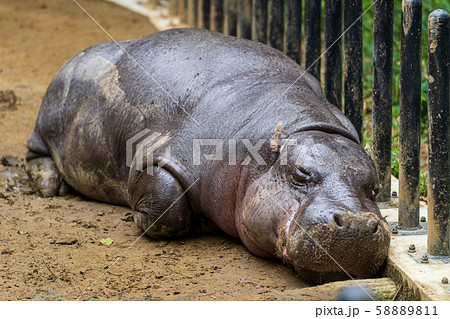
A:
283;211;390;284
282;247;294;262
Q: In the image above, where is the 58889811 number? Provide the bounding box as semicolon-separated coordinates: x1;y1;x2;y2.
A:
376;305;438;316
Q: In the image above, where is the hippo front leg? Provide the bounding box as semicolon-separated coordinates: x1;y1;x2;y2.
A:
128;166;192;238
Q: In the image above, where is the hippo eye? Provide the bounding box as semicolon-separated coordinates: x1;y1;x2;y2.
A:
369;186;379;201
291;167;312;187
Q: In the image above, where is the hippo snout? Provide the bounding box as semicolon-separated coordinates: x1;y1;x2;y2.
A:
331;211;380;235
285;210;390;283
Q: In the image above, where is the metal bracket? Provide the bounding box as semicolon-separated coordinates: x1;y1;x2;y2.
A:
389;222;428;236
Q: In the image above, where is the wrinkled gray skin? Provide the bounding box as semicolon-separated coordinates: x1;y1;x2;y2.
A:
26;29;390;284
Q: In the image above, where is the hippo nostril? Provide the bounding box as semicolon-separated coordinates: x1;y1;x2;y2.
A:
368;220;379;233
333;213;344;227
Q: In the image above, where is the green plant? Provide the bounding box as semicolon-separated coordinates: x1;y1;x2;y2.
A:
420;96;428;141
362;128;372;148
419;168;428;198
391;138;399;178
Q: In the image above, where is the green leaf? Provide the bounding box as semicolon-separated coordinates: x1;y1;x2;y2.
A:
99;238;114;246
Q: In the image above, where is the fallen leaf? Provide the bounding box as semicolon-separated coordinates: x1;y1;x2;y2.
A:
99;238;114;246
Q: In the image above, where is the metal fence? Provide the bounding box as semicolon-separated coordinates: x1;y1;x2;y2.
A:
169;0;450;257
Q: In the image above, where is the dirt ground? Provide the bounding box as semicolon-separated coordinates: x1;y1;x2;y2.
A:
0;0;318;301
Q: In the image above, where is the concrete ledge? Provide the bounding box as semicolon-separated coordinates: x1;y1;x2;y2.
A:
381;176;449;301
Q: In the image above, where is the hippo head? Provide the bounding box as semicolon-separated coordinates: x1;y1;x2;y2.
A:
239;130;390;284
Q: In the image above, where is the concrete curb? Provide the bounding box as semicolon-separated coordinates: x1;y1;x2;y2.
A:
382;176;449;301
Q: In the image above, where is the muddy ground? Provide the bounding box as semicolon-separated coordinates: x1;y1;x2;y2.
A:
0;0;319;301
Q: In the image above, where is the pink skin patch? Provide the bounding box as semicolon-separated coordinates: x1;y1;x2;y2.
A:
283;248;293;262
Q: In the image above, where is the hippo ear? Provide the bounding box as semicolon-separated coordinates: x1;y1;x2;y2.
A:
270;121;289;153
270;139;281;153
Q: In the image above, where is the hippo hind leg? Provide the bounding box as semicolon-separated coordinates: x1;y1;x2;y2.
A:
128;167;192;239
25;131;69;197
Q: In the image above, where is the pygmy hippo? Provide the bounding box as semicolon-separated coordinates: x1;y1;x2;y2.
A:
26;28;390;284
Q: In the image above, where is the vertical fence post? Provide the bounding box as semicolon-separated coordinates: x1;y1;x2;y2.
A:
237;0;252;39
344;0;363;142
304;0;321;80
398;0;422;227
180;0;188;24
225;0;238;36
268;0;284;51
372;0;394;202
285;0;302;64
427;9;450;256
324;0;343;109
210;0;224;32
169;0;179;16
252;0;268;43
198;0;211;29
188;0;198;27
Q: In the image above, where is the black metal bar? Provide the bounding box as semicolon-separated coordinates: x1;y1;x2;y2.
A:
198;0;211;29
210;0;224;32
252;0;268;43
304;0;321;81
427;9;450;256
372;0;394;203
188;0;198;27
268;0;284;51
285;0;302;64
237;0;252;39
324;0;342;109
225;0;238;36
344;0;363;142
398;0;422;228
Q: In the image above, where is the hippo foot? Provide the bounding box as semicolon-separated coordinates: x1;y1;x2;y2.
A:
129;167;192;239
25;154;70;197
